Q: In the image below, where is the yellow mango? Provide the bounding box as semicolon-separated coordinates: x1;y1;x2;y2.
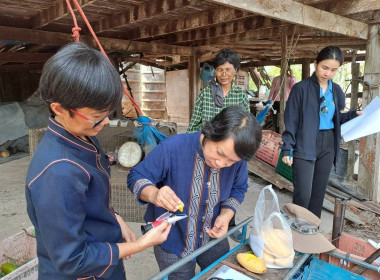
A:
237;252;267;274
1;263;18;275
262;251;294;267
274;255;294;267
262;251;275;265
262;229;292;258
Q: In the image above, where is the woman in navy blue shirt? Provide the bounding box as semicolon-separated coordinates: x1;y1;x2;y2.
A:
26;42;171;280
281;46;361;218
128;106;262;279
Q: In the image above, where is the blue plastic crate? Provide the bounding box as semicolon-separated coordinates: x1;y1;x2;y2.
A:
294;256;369;280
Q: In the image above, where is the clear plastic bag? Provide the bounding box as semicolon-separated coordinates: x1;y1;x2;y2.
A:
249;185;295;269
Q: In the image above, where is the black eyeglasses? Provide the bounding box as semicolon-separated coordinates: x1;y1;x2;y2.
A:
320;96;328;114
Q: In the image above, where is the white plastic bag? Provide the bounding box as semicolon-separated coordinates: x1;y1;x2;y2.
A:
249;185;295;269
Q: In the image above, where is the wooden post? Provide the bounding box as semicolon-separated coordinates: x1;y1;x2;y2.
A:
301;58;310;80
358;24;380;203
346;62;360;181
279;35;288;134
188;50;199;121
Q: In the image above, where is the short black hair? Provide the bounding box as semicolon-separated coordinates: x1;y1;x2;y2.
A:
315;46;343;66
39;42;123;115
214;49;240;70
201;106;262;161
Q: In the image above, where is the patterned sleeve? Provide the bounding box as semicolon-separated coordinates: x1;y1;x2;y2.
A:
127;142;169;204
187;88;205;133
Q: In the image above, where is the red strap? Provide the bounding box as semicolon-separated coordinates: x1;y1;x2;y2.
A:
65;0;143;116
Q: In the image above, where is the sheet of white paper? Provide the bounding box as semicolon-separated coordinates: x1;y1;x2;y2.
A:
208;265;252;280
341;97;380;142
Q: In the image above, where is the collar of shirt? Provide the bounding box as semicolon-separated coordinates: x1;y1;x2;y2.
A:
48;116;98;153
320;79;333;98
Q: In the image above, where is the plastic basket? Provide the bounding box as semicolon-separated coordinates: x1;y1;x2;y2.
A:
302;256;368;280
28;127;47;157
319;234;379;280
0;227;38;280
255;130;281;167
275;151;293;181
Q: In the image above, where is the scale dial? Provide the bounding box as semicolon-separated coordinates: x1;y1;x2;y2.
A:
118;141;142;167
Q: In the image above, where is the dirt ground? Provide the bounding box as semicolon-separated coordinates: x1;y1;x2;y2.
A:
0;153;378;279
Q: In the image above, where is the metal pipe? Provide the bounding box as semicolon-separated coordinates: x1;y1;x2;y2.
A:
281;253;311;280
332;198;346;247
327;250;380;272
149;216;253;280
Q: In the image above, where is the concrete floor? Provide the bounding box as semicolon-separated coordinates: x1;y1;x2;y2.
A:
0;127;335;279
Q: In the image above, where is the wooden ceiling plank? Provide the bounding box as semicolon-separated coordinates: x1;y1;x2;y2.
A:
165;16;279;44
0;26;193;56
315;0;380;16
239;55;366;67
207;0;369;40
93;0;201;33
0;63;44;72
193;25;313;46
349;10;380;24
0;53;53;63
30;0;97;29
124;6;253;40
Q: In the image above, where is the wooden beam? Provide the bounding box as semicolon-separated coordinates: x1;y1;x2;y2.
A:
30;0;96;29
0;15;29;29
230;38;366;51
188;52;200;119
208;0;369;39
0;53;53;63
239;55;366;67
358;24;380;203
122;7;253;40
247;157;293;192
165;16;279;44
87;36;193;56
315;0;380;16
0;26;193;56
279;35;287;134
0;64;44;72
349;10;380;25
346;62;360;182
93;0;201;34
193;24;314;46
301;58;311;79
198;52;217;63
